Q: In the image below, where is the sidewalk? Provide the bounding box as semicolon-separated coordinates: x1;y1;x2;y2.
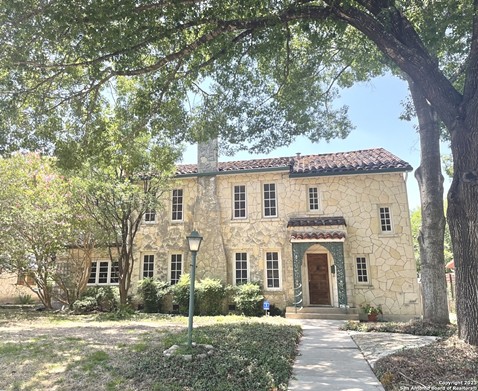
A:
288;319;385;391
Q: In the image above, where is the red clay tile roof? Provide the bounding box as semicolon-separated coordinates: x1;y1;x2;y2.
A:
290;231;346;240
288;217;346;227
176;148;412;176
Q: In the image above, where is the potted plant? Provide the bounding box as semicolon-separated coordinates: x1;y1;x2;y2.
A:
361;303;383;322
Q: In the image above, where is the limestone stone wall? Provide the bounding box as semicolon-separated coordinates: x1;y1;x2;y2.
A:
0;273;39;304
132;168;421;318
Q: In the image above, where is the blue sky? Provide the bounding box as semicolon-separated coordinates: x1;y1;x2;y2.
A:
181;74;451;210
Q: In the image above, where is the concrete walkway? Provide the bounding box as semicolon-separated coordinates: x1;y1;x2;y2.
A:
288;319;385;391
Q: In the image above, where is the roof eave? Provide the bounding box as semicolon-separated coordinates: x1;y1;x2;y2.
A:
289;167;412;178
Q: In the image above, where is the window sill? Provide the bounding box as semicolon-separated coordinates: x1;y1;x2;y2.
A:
354;284;374;289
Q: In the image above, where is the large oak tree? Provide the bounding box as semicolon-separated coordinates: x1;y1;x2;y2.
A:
0;1;477;344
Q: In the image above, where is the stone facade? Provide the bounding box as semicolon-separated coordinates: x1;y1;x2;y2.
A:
133;145;422;320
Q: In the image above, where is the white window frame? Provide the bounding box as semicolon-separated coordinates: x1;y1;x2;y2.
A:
265;251;282;290
142;254;155;279
379;206;393;233
169;253;183;285
355;256;370;284
234;252;249;285
171;189;184;222
263;183;278;218
87;260;119;285
144;209;156;223
308;186;320;212
233;185;248;219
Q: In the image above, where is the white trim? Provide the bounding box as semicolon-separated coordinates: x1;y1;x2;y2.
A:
232;184;248;220
264;250;282;291
233;251;250;285
171;189;184;222
355;255;371;284
168;252;183;285
378;205;394;234
262;182;278;218
87;260;119;285
141;253;155;279
307;185;321;212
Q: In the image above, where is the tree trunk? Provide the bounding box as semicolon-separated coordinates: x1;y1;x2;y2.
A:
409;81;449;324
447;117;478;345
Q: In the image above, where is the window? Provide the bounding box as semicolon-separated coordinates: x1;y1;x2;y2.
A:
88;260;119;285
265;251;281;289
308;187;320;211
356;257;369;283
263;183;277;217
235;252;248;285
379;206;393;232
144;209;156;223
143;254;155;279
172;189;184;221
170;254;182;285
17;272;35;286
233;185;247;219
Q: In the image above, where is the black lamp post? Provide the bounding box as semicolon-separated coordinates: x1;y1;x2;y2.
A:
186;230;203;347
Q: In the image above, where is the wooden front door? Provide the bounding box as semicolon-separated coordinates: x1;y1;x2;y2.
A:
307;254;331;305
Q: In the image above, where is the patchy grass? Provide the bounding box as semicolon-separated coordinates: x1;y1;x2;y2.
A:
343;319;477;390
0;309;300;391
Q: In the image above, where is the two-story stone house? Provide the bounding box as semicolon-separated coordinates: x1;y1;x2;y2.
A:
111;140;421;320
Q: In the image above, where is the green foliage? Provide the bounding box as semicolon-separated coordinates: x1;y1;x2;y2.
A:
0;153;81;309
342;319;457;338
233;282;264;317
72;286;120;314
171;274;194;315
16;293;34;305
126;323;301;391
196;278;226;316
137;278;170;313
360;303;383;315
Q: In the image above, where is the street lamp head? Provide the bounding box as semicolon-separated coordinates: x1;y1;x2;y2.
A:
187;230;203;252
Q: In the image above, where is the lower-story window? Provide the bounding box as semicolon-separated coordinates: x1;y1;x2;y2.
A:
235;252;249;285
265;251;281;289
356;257;369;283
88;260;119;285
170;254;182;285
143;254;155;278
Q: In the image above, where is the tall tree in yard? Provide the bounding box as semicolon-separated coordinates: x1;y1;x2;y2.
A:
0;154;77;308
0;1;477;344
69;79;180;306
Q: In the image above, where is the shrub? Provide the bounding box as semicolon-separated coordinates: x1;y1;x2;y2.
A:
196;278;226;316
137;278;170;313
16;293;34;305
72;296;97;313
233;282;264;317
72;286;120;314
171;274;195;315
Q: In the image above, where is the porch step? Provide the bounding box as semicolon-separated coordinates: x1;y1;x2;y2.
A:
285;306;360;320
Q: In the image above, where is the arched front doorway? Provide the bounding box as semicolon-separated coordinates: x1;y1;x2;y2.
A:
292;241;347;308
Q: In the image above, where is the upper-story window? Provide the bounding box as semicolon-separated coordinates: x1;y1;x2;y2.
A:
379;206;393;233
308;187;320;211
233;185;247;219
144;209;156;223
172;189;184;221
263;183;277;217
